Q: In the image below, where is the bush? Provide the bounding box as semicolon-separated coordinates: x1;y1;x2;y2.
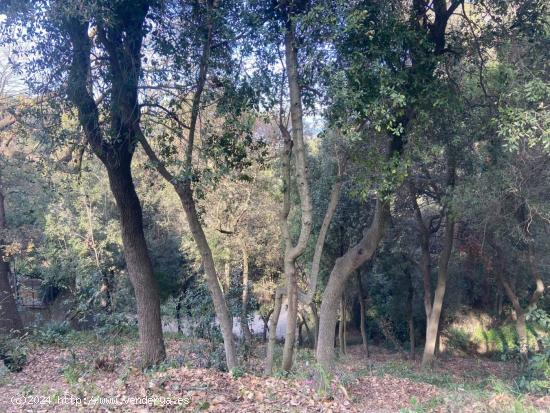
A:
33;321;71;345
515;309;550;394
0;336;28;372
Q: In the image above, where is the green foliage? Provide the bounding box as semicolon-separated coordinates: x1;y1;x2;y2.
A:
0;336;28;373
33;321;72;346
230;366;245;379
515;309;550;394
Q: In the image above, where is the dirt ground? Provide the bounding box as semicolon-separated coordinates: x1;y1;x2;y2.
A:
1;336;549;412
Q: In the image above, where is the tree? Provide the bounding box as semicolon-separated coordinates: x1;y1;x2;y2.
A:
1;0;167;366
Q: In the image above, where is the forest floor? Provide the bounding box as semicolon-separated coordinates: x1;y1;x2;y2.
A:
1;332;549;412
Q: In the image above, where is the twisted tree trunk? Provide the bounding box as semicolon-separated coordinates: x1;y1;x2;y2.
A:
316;200;390;369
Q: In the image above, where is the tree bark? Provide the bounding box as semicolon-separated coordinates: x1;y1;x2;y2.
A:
421;216;455;368
240;242;253;342
310;302;319;351
138;0;237;370
65;9;166;367
316;200;390;369
407;269;415;360
516;311;528;363
176;185;237;370
264;287;283;375
356;272;370;357
0;182;22;335
338;299;344;355
107;164;166;366
279;18;314;373
498;271;530;363
409;183;433;323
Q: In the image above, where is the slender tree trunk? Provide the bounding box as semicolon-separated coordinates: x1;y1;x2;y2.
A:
298;316;304;347
264;288;283;375
410;182;434;356
176;293;183;334
311;302;319;351
282;259;298;371
300;312;313;348
356;272;369;357
261;311;271;343
0;181;22;335
498;272;530;364
279;22;313;373
175;184;237;370
421;217;454;368
407;270;415;360
339;298;346;355
359;297;369;357
240;243;253;342
224;262;231;292
516;311;528;364
107;164;165;367
316;200;389;369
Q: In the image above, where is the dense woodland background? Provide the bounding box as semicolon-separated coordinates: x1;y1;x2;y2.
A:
0;0;549;410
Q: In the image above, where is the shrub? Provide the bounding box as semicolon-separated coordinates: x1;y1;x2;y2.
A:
0;336;28;372
33;321;71;345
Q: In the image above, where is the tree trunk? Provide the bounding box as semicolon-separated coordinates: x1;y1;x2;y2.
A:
278;20;314;373
407;270;415;360
224;262;231;292
359;297;369;357
311;302;319;351
300;311;313;348
64;9;166;368
338;298;346;355
107;164;165;367
0;181;22;335
356;272;369;357
316;200;389;369
261;311;271;343
421;217;454;368
409;182;434;354
282;260;298;371
175;184;237;370
0;259;20;335
240;243;253;342
264;288;283;375
176;293;183;334
516;311;528;364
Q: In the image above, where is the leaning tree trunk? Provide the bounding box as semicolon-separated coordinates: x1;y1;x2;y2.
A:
107;164;166;367
316;200;390;369
176;184;237;370
421;217;454;368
